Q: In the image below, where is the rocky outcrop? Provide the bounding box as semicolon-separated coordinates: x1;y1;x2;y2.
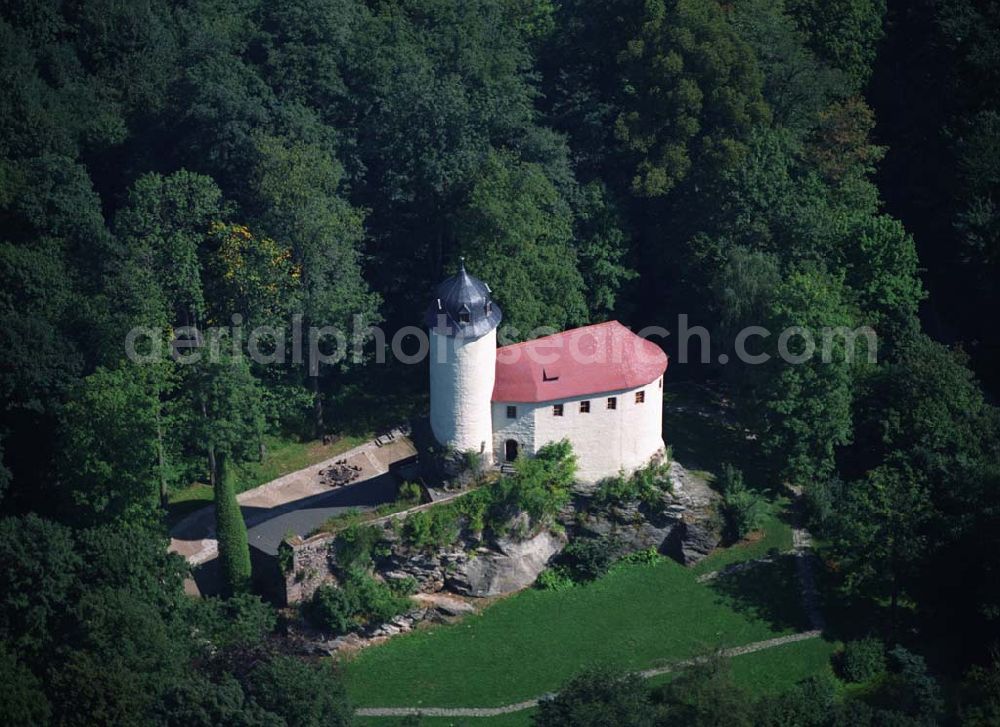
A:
572;500;681;554
566;460;721;565
446;529;567;597
280;460;718;611
282;459;722;657
673;519;720;564
667;461;722;564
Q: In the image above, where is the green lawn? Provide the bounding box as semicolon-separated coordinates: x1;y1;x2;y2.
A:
728;636;837;694
352;625;837;727
356;713;534;727
643;634;838;694
691;497;795;576
164;433;370;527
341;554;813;709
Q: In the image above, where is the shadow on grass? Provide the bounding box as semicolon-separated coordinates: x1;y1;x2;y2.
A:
708;554;814;634
165;496;212;530
809;551;915;646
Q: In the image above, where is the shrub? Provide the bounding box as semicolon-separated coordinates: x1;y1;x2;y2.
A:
633;458;673;494
246;655;353;727
401;507;461;550
334;524;383;572
303;570;411;635
402;441;578;549
836;637;886;683
305;584;355;635
593;474;635;509
535;667;655;727
189;593;276;650
348;570;412;624
651;652;752;725
494;440;576;528
214;455;252;596
959;657;1000;727
593;460;672;514
386;575;418;597
716;462;745;494
888;646;944;720
456;488;489;535
277;540;294;575
804;477;842;534
461;449;488;482
619;547;660;566
561;536;618;582
717;464;767;542
536;567;574;591
398;481;423;505
754;673;837;726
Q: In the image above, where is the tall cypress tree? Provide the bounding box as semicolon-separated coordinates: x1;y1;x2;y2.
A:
214;454;251;596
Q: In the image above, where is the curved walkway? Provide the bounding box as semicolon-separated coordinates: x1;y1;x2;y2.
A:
355;487;827;719
355;631;823;718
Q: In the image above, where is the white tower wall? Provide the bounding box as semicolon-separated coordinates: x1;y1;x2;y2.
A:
429;328;496;455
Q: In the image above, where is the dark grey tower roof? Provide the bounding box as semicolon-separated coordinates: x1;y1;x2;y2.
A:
424;259;502;338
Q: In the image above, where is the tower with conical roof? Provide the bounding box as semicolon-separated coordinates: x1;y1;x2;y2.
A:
425;259;502;457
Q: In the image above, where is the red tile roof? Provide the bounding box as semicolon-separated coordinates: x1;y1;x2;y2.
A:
492;321;668;403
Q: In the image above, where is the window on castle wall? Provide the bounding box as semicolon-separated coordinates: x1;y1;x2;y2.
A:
580;400;590;413
553;404;564;416
659;377;662;388
506;405;517;418
607;397;617;410
636;391;645;404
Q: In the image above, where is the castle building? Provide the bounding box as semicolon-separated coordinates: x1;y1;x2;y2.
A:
426;263;668;483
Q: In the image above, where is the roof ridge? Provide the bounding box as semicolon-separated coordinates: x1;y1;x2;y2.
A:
497;320;623;350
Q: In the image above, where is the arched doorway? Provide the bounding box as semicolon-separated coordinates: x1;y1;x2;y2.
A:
504;439;519;462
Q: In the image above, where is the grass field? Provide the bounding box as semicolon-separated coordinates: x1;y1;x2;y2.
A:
691;497;795;576
353;636;838;727
356;712;535;727
358;639;837;727
341;550;815;710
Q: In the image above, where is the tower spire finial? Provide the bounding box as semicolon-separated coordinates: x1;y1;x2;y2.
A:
459;256;466;272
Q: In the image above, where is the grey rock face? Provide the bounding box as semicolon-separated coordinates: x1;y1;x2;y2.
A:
566;460;721;565
446;529;567;597
672;520;721;564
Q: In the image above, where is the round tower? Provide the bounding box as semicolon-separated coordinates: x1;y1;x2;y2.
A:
425;260;502;457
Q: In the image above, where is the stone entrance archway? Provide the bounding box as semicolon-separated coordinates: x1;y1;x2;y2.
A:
504;439;519;462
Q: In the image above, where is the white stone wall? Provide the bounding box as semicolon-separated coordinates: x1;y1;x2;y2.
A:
492;375;665;483
429;329;496;455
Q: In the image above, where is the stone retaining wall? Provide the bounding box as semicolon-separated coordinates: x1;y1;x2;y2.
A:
278;487;480;604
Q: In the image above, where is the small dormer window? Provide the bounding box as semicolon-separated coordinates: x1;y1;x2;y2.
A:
485;301;492;315
458;304;471;324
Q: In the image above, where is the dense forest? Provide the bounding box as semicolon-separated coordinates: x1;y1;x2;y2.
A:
1;0;998;724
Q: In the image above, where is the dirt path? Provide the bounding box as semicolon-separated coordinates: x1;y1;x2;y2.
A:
354;631;824;718
789;485;826;632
